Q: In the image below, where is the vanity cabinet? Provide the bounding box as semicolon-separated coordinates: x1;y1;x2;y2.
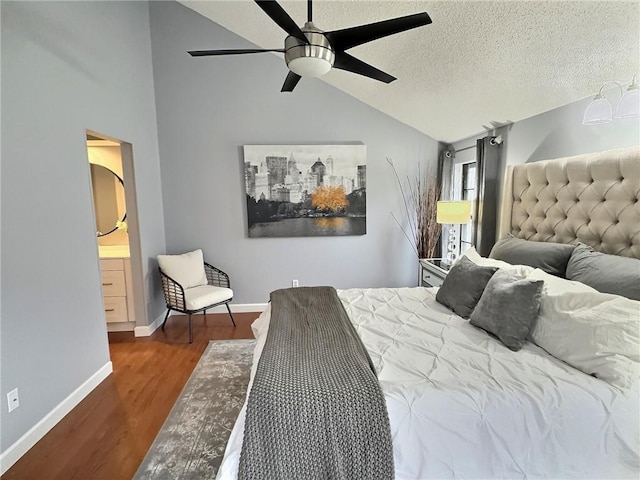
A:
100;257;135;329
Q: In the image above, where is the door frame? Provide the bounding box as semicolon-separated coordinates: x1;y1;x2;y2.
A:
87;129;148;332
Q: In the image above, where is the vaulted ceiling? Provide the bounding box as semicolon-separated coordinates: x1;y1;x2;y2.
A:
180;1;639;143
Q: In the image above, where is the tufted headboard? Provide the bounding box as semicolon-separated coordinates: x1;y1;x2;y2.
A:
498;146;640;259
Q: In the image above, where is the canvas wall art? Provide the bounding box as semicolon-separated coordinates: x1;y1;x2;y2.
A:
244;145;366;237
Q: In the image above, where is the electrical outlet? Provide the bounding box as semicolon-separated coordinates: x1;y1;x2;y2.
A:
292;279;299;288
7;388;19;413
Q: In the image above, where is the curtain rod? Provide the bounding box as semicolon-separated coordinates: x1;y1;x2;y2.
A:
454;144;476;153
448;135;502;156
444;144;474;158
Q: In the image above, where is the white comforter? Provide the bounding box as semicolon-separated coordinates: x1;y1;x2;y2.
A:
216;287;639;479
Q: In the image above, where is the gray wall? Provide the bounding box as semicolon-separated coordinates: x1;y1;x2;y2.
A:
504;95;640;166
149;2;440;304
448;96;639;249
1;1;166;452
450;95;640;166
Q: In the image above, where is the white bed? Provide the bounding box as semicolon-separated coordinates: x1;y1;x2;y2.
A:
217;285;639;479
217;146;640;479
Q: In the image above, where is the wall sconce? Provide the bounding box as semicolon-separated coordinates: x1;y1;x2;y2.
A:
437;200;472;265
583;75;640;125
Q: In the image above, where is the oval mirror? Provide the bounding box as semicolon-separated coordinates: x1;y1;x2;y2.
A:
90;164;127;237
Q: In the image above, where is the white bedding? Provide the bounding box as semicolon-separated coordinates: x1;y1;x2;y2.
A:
216;287;639;479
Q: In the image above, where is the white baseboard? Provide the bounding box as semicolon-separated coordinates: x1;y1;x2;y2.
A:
133;304;267;337
0;361;113;475
134;311;165;337
107;321;135;333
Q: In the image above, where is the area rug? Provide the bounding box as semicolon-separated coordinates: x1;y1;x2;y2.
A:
134;339;255;480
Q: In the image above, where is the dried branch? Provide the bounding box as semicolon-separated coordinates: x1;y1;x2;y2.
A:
387;158;416;242
388;158;442;259
391;212;419;257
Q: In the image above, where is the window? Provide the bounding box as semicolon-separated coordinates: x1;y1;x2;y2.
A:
450;158;477;255
460;162;476;251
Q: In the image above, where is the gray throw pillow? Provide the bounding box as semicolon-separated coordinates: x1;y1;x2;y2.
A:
489;234;575;277
435;256;498;319
566;243;640;300
470;270;544;351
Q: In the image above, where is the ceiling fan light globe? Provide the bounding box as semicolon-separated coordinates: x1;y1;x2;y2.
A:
288;57;332;77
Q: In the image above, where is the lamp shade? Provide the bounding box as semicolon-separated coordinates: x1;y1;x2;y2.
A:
582;95;613;125
436;201;472;224
615;86;640;118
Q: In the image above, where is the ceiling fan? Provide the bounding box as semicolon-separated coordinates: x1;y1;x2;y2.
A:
188;0;432;92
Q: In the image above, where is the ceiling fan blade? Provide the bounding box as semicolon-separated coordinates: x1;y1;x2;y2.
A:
326;12;432;52
255;1;309;45
281;71;302;92
188;48;285;57
333;52;396;84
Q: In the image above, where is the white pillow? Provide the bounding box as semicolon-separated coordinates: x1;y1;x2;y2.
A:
527;268;640;390
461;246;534;277
157;249;208;289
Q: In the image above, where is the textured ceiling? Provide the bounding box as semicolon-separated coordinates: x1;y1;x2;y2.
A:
180;1;639;143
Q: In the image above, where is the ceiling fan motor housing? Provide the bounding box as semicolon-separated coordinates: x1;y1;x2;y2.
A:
284;23;335;77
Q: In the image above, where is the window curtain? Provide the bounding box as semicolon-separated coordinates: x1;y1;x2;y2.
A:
437;146;454;258
437;146;453;200
473;137;502;256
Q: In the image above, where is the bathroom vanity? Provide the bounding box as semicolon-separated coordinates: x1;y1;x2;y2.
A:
99;246;135;331
88;146;136;332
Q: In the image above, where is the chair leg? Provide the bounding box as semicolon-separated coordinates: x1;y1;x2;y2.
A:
188;314;193;344
161;309;171;330
226;303;236;327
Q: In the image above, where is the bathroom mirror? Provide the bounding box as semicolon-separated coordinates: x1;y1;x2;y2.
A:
90;164;126;237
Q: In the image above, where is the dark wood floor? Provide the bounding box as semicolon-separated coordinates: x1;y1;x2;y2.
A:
3;312;258;480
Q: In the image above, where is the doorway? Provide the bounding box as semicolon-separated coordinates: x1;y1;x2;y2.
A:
86;131;147;333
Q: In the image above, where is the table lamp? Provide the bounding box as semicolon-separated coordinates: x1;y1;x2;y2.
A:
437;200;472;265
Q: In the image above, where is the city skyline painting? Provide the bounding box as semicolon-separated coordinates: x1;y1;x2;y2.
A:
244;145;367;237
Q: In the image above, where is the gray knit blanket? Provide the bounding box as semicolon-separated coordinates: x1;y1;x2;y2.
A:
238;286;394;480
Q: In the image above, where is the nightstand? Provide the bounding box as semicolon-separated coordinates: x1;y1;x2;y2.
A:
419;259;451;287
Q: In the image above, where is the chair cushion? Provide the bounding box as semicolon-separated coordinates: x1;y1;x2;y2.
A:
157;249;207;289
184;285;233;311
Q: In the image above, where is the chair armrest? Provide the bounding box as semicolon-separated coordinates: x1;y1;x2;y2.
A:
159;267;187;311
204;262;231;288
